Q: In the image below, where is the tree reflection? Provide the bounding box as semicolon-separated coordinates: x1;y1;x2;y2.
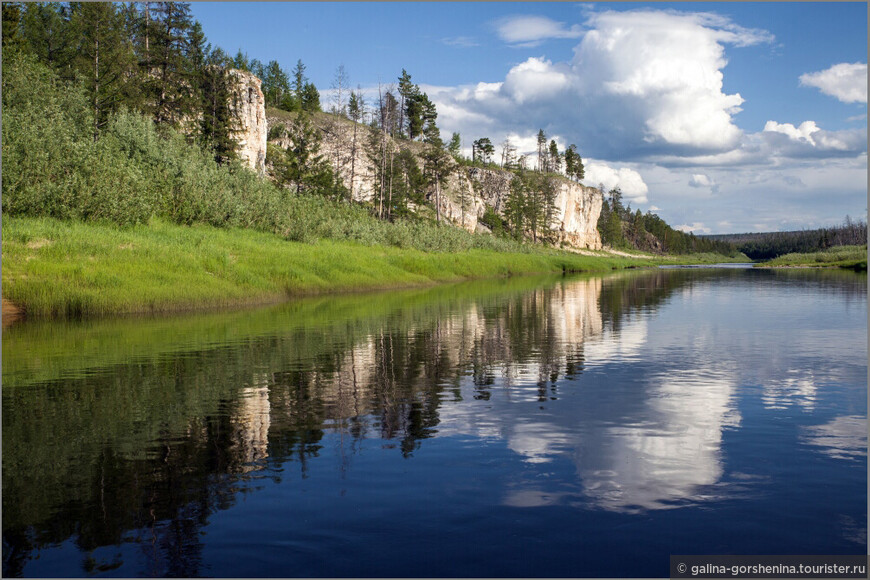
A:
4;268;864;575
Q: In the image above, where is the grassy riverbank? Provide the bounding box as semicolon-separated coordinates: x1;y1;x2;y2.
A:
4;216;675;319
755;245;867;270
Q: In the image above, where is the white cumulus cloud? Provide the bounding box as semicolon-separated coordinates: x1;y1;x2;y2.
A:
576;10;755;153
800;63;868;104
763;120;821;145
431;9;773;163
422;8;866;233
762;120;865;155
502;57;571;104
583;162;649;204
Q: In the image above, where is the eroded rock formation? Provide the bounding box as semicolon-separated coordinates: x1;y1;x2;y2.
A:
265;110;604;250
228;69;267;175
441;165;603;250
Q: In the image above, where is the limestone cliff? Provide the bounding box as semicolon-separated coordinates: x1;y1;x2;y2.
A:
553;180;604;250
454;166;604;249
227;69;267;175
264;109;603;250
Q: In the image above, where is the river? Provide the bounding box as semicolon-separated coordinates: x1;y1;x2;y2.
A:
2;267;866;577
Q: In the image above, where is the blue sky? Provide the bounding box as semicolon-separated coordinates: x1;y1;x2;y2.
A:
190;2;867;234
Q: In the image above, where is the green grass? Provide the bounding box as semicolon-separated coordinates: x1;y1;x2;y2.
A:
3;216;671;319
756;245;867;270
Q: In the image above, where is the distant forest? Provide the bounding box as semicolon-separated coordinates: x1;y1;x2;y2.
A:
705;217;867;260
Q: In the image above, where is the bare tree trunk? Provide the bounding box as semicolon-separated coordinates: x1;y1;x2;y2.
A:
436;179;441;223
398;93;405;140
387;144;394;220
93;35;100;142
377;83;387;219
459;169;466;230
144;3;150;59
379;133;387;218
349;121;357;202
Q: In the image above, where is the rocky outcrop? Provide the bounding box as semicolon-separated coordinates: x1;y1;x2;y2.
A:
265;110;603;250
228;69;267;175
552;180;604;250
442;166;603;250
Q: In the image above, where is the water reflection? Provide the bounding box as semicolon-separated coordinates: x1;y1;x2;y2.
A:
576;367;742;512
3;268;866;577
802;416;868;460
232;383;271;470
763;370;818;410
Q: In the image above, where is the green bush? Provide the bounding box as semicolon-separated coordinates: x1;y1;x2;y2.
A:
1;52;545;256
2;55;158;226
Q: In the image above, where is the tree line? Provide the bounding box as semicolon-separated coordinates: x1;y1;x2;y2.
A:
1;2;296;164
469;129;585;183
597;188;739;256
706;217;868;260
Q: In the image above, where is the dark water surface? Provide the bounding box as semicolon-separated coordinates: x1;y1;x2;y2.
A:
3;268;867;577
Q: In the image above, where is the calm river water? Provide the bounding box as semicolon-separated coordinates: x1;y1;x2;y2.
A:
2;267;867;577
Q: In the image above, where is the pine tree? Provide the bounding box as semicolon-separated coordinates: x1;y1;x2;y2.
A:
538;175;559;242
448;132;462;159
380;91;399;136
262;60;290;108
197;47;239;165
473;137;495;164
422;135;449;222
564;144;584;181
147;2;196;128
346;88;365;202
548;140;561;174
573;152;585;181
536;129;547;172
2;3;26;53
600;188;625;247
300;81;320;112
291;58;306;104
397;69;414;138
232;48;249;71
505;172;527;240
274;111;332;195
69;2;138;141
420;94;439;144
406;92;425;140
525;173;543;242
249;58;264;79
20;2;76;75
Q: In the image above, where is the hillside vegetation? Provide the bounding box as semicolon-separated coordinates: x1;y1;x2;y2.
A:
2;52;530;255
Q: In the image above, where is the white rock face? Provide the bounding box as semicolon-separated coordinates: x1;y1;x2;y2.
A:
451;166;603;249
552;180;604;250
228;69;267;175
265;112;603;249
